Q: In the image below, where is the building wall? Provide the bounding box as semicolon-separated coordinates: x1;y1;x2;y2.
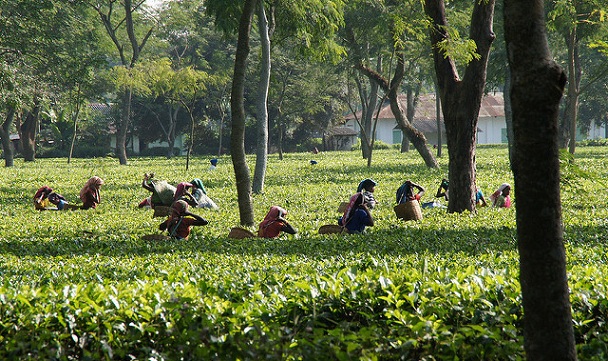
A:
347;116;606;146
476;117;507;144
347;118;505;145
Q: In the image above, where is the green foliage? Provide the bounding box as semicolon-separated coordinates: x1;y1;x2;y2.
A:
0;147;608;359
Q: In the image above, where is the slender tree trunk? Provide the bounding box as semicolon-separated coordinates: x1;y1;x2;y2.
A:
567;28;581;154
0;107;15;167
425;0;495;213
217;101;225;156
362;57;381;159
231;0;258;226
505;1;576;359
166;105;179;159
253;1;271;194
186;111;195;171
404;86;421;153
20;101;40;162
434;80;442;157
68;84;82;164
116;89;131;165
355;53;438;169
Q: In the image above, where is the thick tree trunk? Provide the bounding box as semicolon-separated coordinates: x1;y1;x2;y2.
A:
20;103;40;162
230;0;257;226
116;89;131;165
504;1;576;360
425;0;495;213
253;2;271;194
0;107;15;167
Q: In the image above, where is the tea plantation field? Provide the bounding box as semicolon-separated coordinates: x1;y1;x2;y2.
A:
1;146;607;360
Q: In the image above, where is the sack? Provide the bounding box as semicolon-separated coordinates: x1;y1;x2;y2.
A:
318;224;347;234
394;200;423;221
152;206;171;218
228;227;256;239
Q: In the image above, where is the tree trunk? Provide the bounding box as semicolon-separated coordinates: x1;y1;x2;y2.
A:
230;0;257;226
567;28;581;155
504;66;515;164
20;102;41;162
434;80;442;157
425;0;495;213
166;105;179;159
362;58;381;159
0;107;15;167
504;1;576;360
68;84;82;164
217;101;225;156
253;1;271;194
186;110;195;171
404;86;421;153
355;53;438;169
116;89;131;165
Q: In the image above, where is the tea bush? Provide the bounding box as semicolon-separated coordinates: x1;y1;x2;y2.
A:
0;146;607;360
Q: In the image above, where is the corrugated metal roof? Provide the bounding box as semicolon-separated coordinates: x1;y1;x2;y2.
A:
328;126;358;136
347;92;505;121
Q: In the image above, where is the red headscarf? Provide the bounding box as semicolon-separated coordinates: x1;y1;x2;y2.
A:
34;186;53;201
258;206;287;231
80;176;104;204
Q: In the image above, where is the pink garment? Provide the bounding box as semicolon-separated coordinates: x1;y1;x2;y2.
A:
341;193;365;226
258;206;288;238
174;182;193;202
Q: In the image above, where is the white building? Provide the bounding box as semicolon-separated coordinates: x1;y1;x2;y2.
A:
345;92;606;146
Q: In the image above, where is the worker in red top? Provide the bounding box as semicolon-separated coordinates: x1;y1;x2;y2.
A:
257;206;297;238
159;200;208;239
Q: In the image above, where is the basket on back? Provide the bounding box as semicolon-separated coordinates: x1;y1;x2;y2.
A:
394;200;423;221
228;227;256;239
337;202;348;213
318;224;346;234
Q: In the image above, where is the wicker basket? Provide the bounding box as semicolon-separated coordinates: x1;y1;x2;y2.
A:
141;234;171;241
228;227;256;239
394;200;423;221
152;206;171;218
337;202;349;213
318;224;346;234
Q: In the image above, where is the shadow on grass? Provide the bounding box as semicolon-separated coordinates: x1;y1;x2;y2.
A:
0;223;520;258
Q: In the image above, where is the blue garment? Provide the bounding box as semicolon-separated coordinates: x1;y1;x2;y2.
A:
475;189;484;203
338;208;371;234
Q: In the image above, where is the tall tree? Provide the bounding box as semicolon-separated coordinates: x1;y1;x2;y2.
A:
342;0;437;167
549;0;607;154
252;2;273;194
504;0;576;359
355;51;439;169
425;0;496;213
88;0;156;165
227;0;258;226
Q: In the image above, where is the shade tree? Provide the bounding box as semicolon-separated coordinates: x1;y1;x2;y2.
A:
425;0;496;213
505;0;577;359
